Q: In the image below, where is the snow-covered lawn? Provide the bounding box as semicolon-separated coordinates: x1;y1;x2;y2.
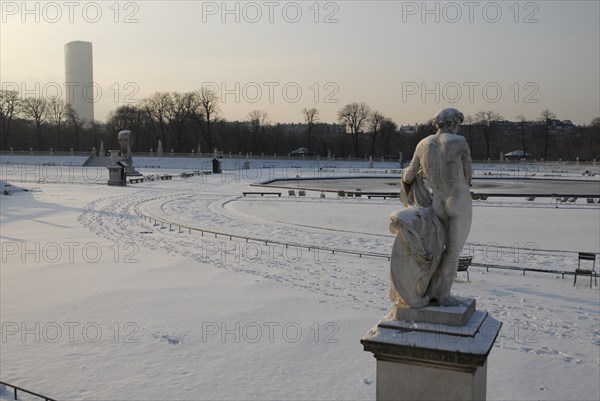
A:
1;160;599;400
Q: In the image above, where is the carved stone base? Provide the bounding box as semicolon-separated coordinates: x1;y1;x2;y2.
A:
361;304;501;401
107;165;126;186
390;296;476;326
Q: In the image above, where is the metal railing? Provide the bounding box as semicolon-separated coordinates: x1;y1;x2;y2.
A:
0;381;56;401
133;194;391;261
132;195;598;279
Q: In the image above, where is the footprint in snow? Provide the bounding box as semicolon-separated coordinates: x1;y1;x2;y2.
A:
152;332;185;345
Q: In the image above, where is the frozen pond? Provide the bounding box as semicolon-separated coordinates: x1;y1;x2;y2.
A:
265;177;600;195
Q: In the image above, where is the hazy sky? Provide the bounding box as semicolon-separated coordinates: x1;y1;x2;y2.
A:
1;1;599;125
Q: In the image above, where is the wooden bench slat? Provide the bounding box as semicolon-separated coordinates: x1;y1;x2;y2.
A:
456;256;472;282
243;192;282;197
578;252;596;260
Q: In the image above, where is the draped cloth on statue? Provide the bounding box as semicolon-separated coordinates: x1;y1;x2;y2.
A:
389;173;445;308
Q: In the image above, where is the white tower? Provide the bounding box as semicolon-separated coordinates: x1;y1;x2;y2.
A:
64;41;94;123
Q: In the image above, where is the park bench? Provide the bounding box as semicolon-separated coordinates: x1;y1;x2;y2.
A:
366;194;400;200
574;252;597;288
456;256;473;282
288;190;296;197
298;190;306;197
242;192;282;197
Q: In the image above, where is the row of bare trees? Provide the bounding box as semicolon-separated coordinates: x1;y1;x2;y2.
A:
0;90;83;151
1;87;599;161
335;102;398;157
106;88;221;153
467;109;562;160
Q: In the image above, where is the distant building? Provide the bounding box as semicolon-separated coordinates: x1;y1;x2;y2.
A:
504;150;533;160
278;123;305;134
279;122;347;135
64;41;94;123
399;125;417;135
548;119;574;132
494;119;575;133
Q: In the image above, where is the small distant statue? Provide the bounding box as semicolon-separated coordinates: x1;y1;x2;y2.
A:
389;108;472;308
117;130;133;164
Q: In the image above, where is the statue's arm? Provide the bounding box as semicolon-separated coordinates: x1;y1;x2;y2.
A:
403;149;421;185
462;142;472;185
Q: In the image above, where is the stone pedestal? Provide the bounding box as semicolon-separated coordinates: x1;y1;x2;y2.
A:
109;150;120;163
361;298;501;401
107;165;126;186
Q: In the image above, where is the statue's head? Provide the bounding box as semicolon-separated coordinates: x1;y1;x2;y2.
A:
117;130;132;155
433;108;464;133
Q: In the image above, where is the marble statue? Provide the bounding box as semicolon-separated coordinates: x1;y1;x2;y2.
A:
389;108;472;308
117;130;133;165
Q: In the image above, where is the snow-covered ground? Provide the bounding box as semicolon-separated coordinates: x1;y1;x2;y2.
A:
0;158;599;400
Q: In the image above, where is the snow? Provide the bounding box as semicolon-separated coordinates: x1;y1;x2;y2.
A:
366;311;501;356
1;157;599;400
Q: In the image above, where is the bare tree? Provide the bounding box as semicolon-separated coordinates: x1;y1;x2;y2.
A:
474;110;503;160
166;92;194;151
302;107;319;152
88;120;105;151
0;89;21;149
337;102;371;157
463;115;474;151
368;111;386;157
247;110;269;154
48;96;66;150
22;97;49;149
539;109;556;160
515;113;529;155
378;118;398;158
106;105;144;149
192;86;220;152
107;105;142;132
589;117;600;161
65;103;81;150
143;92;171;151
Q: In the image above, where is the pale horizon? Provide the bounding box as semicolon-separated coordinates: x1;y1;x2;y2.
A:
1;1;599;125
